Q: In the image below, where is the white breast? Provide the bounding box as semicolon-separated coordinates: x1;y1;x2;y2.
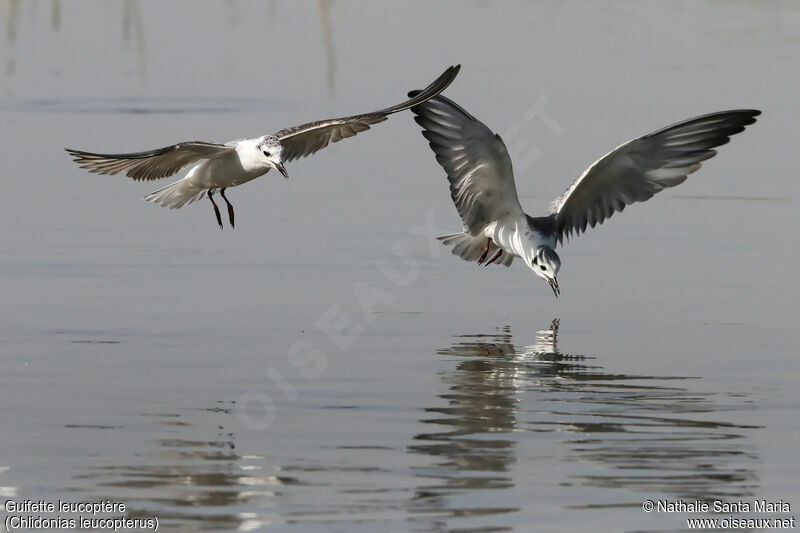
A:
484;214;551;263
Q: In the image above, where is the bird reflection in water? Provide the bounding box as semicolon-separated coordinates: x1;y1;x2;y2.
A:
408;320;575;519
409;320;761;526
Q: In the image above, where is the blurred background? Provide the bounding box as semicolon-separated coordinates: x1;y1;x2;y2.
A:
0;2;798;532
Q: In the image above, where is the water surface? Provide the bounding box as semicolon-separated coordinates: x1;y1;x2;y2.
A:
1;2;798;532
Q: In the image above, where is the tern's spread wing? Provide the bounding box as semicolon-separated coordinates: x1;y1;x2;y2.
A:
410;95;523;235
549;109;760;244
65;142;232;181
275;65;460;162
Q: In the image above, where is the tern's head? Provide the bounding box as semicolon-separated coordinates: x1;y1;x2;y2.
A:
531;246;561;297
257;136;288;179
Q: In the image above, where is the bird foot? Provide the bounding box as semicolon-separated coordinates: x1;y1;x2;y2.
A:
484;249;503;266
207;190;223;229
477;238;495;265
220;188;235;229
477;246;489;265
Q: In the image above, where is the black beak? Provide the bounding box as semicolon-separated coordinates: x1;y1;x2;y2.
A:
547;276;560;298
275;162;289;179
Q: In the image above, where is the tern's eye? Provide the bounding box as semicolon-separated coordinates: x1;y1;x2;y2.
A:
540;265;547;271
263;150;271;157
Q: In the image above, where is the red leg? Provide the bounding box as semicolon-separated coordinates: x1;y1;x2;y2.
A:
477;244;490;264
484;249;503;266
478;238;495;265
220;188;235;229
208;190;223;229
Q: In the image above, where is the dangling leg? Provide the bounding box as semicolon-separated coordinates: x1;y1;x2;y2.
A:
477;238;491;265
207;190;223;229
484;249;503;266
220;188;235;229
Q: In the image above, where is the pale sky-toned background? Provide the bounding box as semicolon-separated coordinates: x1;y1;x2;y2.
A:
1;2;797;532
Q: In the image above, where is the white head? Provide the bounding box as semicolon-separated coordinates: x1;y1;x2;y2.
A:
256;135;288;179
530;246;561;297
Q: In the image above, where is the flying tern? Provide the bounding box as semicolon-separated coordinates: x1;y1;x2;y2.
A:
410;93;759;297
66;65;460;229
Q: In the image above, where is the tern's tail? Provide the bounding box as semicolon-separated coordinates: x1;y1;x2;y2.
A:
144;177;206;209
437;232;514;267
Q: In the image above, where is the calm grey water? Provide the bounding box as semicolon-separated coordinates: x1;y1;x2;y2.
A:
1;2;798;532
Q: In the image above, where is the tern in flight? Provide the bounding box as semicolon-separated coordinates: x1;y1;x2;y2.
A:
409;94;759;297
66;65;460;229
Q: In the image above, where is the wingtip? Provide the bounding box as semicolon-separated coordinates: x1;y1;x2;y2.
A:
406;64;461;101
730;109;762;121
738;109;761;119
733;109;761;126
438;64;460;88
723;108;761;116
446;64;461;84
64;147;83;161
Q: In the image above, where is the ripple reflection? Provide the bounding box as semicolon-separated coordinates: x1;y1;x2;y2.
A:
409;320;761;529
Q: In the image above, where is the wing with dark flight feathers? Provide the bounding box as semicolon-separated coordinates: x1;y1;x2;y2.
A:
410;94;524;236
65;142;232;181
275;65;461;162
549;109;760;244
